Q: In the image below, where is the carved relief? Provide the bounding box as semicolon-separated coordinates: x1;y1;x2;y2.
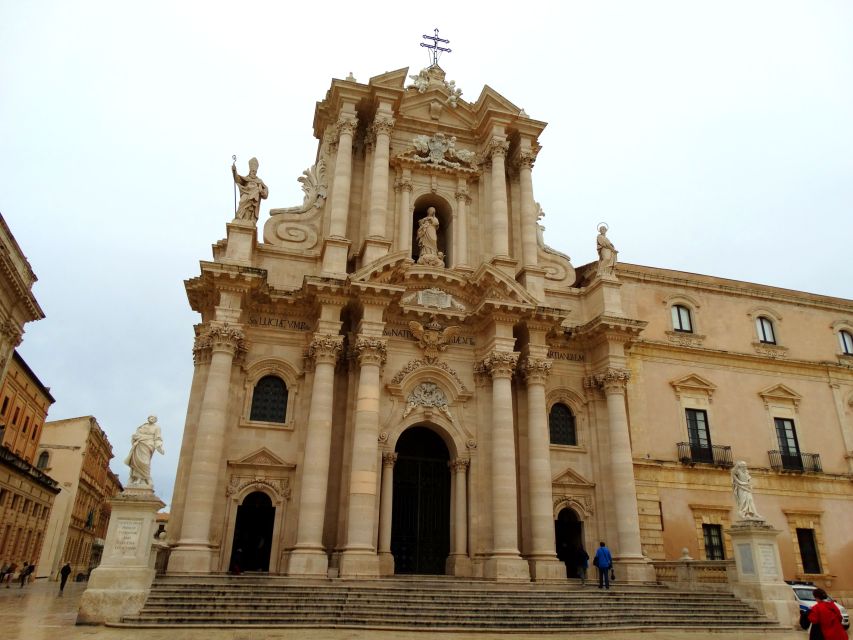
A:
585;367;631;394
335;115;358;138
409;133;476;169
535;203;576;284
194;324;247;362
400;288;466;311
354;336;387;366
226;476;291;501
390;358;469;393
408;317;461;363
481;351;520;379
402;381;454;422
307;334;343;364
370;115;395;137
487;138;510;159
522;357;552;384
554;495;594;518
665;331;707;347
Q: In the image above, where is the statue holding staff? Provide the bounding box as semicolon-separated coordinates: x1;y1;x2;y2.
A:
232;157;269;222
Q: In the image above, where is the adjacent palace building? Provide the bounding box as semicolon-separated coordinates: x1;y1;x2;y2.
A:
167;65;853;600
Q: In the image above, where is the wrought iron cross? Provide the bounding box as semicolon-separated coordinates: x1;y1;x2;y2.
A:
420;28;451;66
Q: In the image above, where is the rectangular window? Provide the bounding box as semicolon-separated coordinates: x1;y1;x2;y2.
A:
0;489;6;506
774;418;802;470
702;524;725;560
671;305;693;332
757;317;776;344
797;528;821;574
22;417;29;434
0;397;8;415
11;408;19;425
686;409;713;463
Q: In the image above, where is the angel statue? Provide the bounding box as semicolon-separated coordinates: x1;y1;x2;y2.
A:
408;317;461;363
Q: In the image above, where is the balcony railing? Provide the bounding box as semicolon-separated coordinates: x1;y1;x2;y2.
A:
677;443;734;468
768;450;822;472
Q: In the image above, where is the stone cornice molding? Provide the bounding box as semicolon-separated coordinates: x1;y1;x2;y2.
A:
382;452;398;468
521;356;552;385
584;367;631;394
354;336;387;366
308;334;344;365
481;350;520;379
392;154;480;178
570;315;647;346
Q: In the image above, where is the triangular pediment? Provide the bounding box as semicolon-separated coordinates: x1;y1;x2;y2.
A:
553;467;595;488
669;373;717;400
470;264;539;307
229;447;295;469
399;92;476;129
473;85;522;117
758;383;802;408
369;67;408;89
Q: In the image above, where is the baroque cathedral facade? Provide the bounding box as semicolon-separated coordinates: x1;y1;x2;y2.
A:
167;64;853;596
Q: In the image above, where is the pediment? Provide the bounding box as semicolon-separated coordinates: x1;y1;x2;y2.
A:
399;92;476;129
472;84;523;117
470;264;539;307
229;447;295;469
758;383;802;408
369;67;408;89
553;467;595;488
669;374;717;401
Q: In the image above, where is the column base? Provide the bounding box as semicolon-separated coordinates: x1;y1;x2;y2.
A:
287;548;330;577
378;551;395;576
613;554;656;583
338;550;380;578
483;554;530;581
77;566;155;624
167;543;216;574
321;236;352;277
528;556;566;582
446;553;472;577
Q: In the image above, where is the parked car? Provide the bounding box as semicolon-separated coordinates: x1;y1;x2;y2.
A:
789;582;850;629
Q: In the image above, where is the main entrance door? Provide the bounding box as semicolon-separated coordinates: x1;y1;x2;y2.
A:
230;491;275;572
391;426;450;574
555;507;584;578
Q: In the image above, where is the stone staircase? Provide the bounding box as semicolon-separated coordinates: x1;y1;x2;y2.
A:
118;574;780;631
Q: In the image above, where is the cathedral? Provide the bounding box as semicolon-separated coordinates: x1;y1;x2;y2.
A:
166;63;853;598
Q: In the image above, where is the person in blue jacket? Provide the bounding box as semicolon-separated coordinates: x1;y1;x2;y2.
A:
593;541;613;589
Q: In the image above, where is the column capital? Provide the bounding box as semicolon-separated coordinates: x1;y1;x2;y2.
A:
481;350;520;379
354;336;387;366
488;137;510;159
522;357;552;385
308;334;344;365
584;367;631;394
336;115;358;138
193;323;246;363
371;115;395;137
455;187;472;204
395;176;413;193
515;148;538;170
449;458;470;473
382;452;398;468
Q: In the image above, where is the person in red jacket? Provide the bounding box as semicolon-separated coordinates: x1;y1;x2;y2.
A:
808;588;848;640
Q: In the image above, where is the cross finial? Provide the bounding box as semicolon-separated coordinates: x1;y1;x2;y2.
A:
420;28;451;66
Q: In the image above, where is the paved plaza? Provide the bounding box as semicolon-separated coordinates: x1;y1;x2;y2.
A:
0;578;806;640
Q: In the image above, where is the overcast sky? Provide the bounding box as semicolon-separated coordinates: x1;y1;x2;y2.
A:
1;1;851;507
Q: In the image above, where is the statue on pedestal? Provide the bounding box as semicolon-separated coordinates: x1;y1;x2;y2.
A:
124;416;165;489
232;157;269;222
417;207;445;267
596;224;618;277
731;460;763;520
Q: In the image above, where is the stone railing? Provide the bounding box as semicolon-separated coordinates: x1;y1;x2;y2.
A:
652;555;735;592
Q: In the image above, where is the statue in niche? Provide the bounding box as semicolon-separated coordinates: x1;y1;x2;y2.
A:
596;224;618;276
731;460;763;520
417;207;445;267
124;415;165;489
232;157;269;222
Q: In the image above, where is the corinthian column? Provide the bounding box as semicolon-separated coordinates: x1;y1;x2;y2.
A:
482;350;529;580
518;149;539;269
588;367;651;581
288;334;343;576
449;459;469;559
522;357;564;580
377;451;396;575
488;138;511;257
169;324;245;573
322;115;358;275
340;337;387;577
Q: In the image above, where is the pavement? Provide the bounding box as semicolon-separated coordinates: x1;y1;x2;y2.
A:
0;578;807;640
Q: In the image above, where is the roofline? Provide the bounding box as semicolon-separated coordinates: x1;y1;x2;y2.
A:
12;350;56;404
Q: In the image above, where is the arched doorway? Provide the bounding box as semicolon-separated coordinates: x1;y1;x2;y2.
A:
230;491;275;572
554;507;584;579
391;426;451;574
411;196;452;266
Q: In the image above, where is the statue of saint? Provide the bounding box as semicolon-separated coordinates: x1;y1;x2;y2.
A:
124;416;165;488
596;225;618;276
731;460;762;520
416;207;444;267
232;157;269;222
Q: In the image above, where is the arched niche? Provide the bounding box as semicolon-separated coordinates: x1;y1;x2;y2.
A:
411;194;453;266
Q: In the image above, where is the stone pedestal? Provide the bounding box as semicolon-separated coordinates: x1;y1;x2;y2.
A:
223;220;256;265
483;555;530;581
77;489;165;625
728;519;798;627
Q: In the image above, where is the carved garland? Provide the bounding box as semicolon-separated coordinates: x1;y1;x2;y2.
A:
390;358;469;393
554;495;594;518
226;476;291;501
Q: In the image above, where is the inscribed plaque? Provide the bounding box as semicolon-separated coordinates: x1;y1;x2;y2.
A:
758;543;779;578
114;518;144;557
737;543;755;575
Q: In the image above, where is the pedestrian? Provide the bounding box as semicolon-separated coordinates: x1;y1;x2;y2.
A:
4;562;17;587
0;564;8;584
19;561;34;588
807;588;848;640
593;541;613;590
574;545;589;585
59;561;72;596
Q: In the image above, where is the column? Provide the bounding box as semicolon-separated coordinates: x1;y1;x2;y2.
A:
592;367;652;581
377;452;396;575
287;334;343;576
169;324;244;573
451;459;469;557
322;114;357;275
523;357;565;581
482;351;529;579
517;150;539;269
339;337;387;577
454;180;470;267
489;138;511;257
395;172;413;255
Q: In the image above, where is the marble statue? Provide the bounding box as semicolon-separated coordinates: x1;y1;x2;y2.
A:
411;133;476;169
232;157;269;222
596;224;618;276
124;415;165;488
731;460;763;520
417;207;444;267
407;68;430;93
444;79;463;107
